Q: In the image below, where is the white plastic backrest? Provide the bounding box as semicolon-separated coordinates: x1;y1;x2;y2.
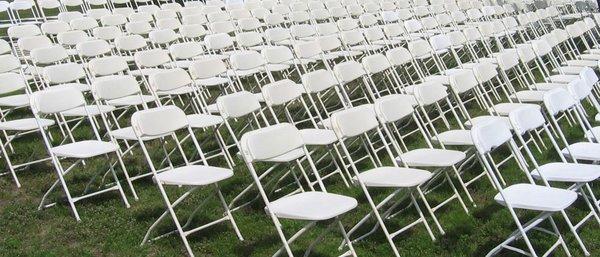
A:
407;39;432;58
0;39;10;55
471;62;498;83
149;29;178;45
180;24;208;38
87;8;111;20
340;30;364;46
261;79;304;106
264;13;285;25
8;24;41;39
509;105;545;136
115;34;147;51
496;51;519;71
364;27;385;41
148;68;192;92
182;13;208;25
204;33;234;50
41;21;71;35
70;17;99;31
125;21;152;35
565;23;583;38
207;11;230;22
264;27;291;42
531;40;552;57
359;13;378;27
156;18;182;30
301;69;338;93
154;9;178;20
169;42;204;60
88;55;128;76
447;30;467;46
262;46;293;64
230;50;265;70
580;66;598;86
289;11;310;23
134;49;171;68
92;75;140;100
0;72;27;94
238;18;261;31
471;117;512;155
30;87;85;114
551;29;569;44
331;104;379;138
317;36;342;52
290;24;316;38
404;19;422;33
334;61;366;84
516;44;536;63
294;40;322;59
448;69;478;93
230;8;252;19
236;31;264;47
240;123;304;162
113;7;134;16
567;78;591;101
337;18;359;31
413;82;448;106
76;39;111;57
374;94;415;124
362;53;391;74
43;63;86;84
58;11;84;23
92;26;122;41
429;34;451;51
30;45;68;64
188;58;227;79
131;105;189;137
421;17;439;30
57;30;90;46
100;13;127;26
0;55;21;73
209;20;236;34
17;35;53;52
386;47;412;66
216;91;261;119
543;88;576;116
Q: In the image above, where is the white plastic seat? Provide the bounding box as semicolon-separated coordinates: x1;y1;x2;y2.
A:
106;95;156;107
561;142;600;161
492;103;541;115
0;118;54;131
0;94;29;107
433;130;472;146
531;163;600;183
186;113;224;128
547;74;578;84
493;184;577;212
61;105;115;117
355;166;433;188
155;165;233;186
299;129;337;146
397;149;466;167
269;191;357;220
51;140;119;158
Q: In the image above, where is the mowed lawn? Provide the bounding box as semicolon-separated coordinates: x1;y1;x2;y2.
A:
1;10;600;257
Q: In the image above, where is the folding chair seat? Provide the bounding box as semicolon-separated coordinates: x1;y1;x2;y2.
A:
132;106;243;256
206;11;231;23
154;9;178;21
263;12;286;27
0;39;11;55
124;21;153;37
250;7;269;21
32;87;130;221
113;7;135;17
240;123;358;257
237;17;263;32
179;24;209;41
329;6;349;20
92;26;123;43
471;119;576;257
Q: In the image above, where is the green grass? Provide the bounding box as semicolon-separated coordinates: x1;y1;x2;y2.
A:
1;10;600;257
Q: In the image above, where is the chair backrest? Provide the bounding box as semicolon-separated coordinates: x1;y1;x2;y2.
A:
43;62;86;84
88;55;128;77
30;87;85;114
180;24;209;39
17;35;53;52
8;24;41;39
448;69;478;94
362;53;391;74
331;104;378;138
204;33;234;51
134;49;172;68
373;94;415;124
262;45;294;64
0;55;22;73
92;26;122;41
413;81;448;106
131;105;189;137
217;91;261;119
169;42;204;60
543;88;576;116
149;29;179;45
188;58;227;79
70;17;99;31
41;21;71;36
386;47;413;66
148;68;192;92
566;78;592;102
30;45;68;65
57;30;90;47
471;119;513;155
261;79;303;106
240;123;304;162
0;72;27;95
301;69;339;93
76;39;111;58
334;61;366;84
115;34;147;52
230;50;265;70
92;75;141;100
509;105;546;136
